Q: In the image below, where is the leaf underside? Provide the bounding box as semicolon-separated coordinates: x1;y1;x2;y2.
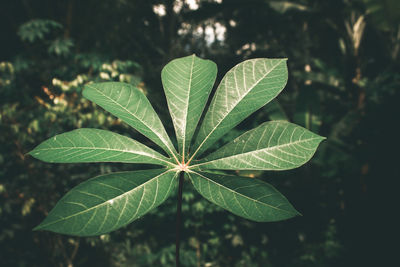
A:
196;121;325;170
83;82;177;158
32;56;326;235
162;54;217;157
192;58;288;158
34;169;178;236
188;171;300;222
29;128;173;166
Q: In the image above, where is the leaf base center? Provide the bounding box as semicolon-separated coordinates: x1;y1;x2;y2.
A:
178;163;189;172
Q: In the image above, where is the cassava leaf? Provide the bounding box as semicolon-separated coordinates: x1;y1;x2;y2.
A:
194;121;325;170
192;58;288;158
34;169;178;236
162;54;217;157
83;82;178;160
30;55;326;239
187;171;300;222
29;128;173;166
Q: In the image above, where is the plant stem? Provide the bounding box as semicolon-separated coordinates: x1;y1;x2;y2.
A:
176;171;184;267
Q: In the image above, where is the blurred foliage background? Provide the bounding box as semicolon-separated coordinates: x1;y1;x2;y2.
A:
0;0;399;266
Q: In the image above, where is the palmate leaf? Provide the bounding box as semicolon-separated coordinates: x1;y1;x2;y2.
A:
195;121;325;170
34;169;178;236
83;82;178;160
191;58;288;158
31;55;325;238
29;128;174;166
188;171;300;222
162;54;217;157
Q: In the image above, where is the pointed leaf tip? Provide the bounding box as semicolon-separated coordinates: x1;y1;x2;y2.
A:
192;58;289;158
196;121;325;171
188;171;300;222
33;224;42;231
29;128;173;166
35;169;178;236
83;82;178;159
162;55;217;156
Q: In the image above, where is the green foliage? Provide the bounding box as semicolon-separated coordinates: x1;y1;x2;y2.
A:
362;0;400;31
31;55;324;237
197;121;324;170
83;82;178;158
192;58;288;157
17;19;62;43
34;169;177;236
161;55;217;156
188;171;300;222
0;29;148;265
30;128;172;165
1;0;398;265
48;38;74;56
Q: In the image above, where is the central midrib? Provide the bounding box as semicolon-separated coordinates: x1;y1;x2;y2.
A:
189;171;294;213
35;146;173;165
190;59;285;160
181;54;195;159
87;85;177;158
192;136;322;168
37;170;178;229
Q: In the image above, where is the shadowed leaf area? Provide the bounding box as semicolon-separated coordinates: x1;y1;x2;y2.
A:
188;171;300;222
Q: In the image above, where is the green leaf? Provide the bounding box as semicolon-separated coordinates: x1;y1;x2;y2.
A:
162;54;217;157
83;82;178;160
192;58;288;158
29;129;173;166
187;171;300;222
34;169;178;236
194;121;325;170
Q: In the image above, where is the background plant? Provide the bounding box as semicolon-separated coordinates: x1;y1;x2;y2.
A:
0;0;398;266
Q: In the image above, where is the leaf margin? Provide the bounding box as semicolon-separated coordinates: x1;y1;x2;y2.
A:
29;128;175;167
190;58;289;160
83;81;179;162
33;168;179;236
187;170;300;222
192;120;326;171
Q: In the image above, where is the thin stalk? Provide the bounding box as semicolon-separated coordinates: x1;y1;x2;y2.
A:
176;171;185;267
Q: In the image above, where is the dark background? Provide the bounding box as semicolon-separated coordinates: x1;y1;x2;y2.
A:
0;0;399;266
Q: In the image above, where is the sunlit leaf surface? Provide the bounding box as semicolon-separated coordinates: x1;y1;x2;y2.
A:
192;58;288;158
196;121;325;170
34;169;178;236
31;56;325;236
83;82;178;159
30;128;173;166
162;54;217;157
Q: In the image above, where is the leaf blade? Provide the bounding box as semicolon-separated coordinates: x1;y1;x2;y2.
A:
83;82;178;160
34;169;178;236
192;58;288;158
29;128;173;166
188;171;299;222
195;121;325;170
162;54;217;156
